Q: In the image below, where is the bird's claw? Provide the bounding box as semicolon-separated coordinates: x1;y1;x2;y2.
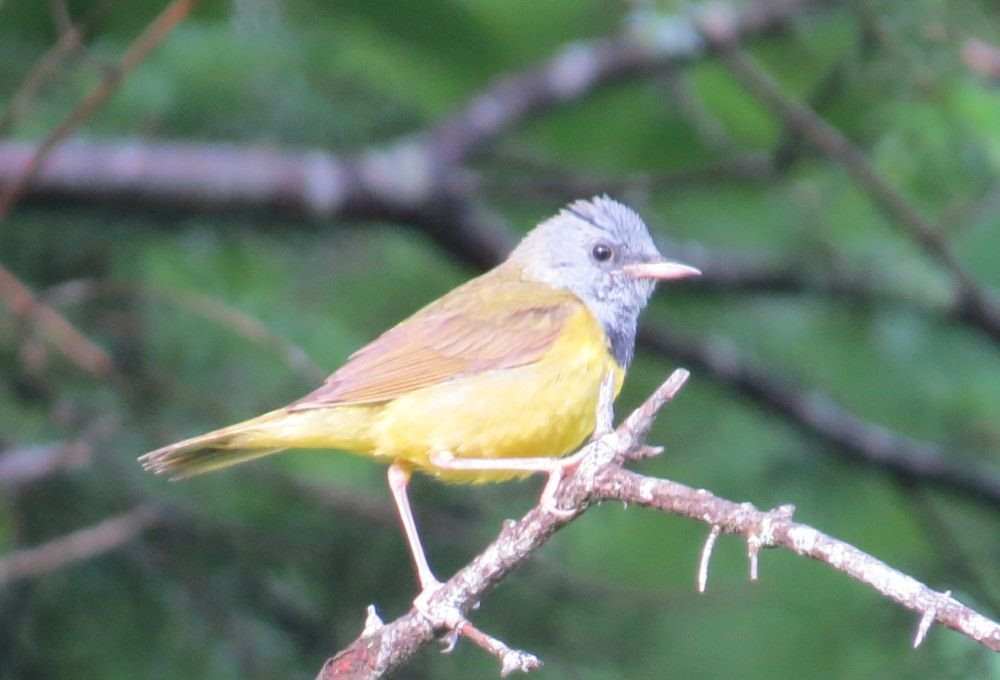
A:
539;456;584;519
429;450;456;467
413;577;447;622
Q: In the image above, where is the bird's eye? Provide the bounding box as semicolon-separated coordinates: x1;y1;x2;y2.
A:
591;243;614;263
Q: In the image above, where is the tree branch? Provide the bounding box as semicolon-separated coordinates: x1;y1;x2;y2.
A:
0;0;835;222
639;324;1000;508
0;262;114;378
315;370;999;679
0;505;160;587
695;8;1000;346
594;468;1000;651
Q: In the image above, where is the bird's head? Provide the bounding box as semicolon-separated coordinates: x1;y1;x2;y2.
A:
510;195;699;366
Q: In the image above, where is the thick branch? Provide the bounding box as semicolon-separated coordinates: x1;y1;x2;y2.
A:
0;441;90;486
0;0;834;223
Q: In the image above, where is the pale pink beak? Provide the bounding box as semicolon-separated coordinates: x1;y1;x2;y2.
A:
623;260;702;280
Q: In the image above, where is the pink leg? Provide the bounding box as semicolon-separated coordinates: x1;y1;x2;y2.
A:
430;450;586;517
387;462;441;592
429;450;563;474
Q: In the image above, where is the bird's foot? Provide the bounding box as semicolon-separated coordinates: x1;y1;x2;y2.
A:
539;449;590;519
412;576;448;624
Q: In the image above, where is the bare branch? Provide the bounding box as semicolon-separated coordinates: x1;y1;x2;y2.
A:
0;505;160;587
0;416;116;487
315;370;999;678
0;0;834;223
426;0;836;164
0;441;91;486
594;468;1000;652
483;152;776;202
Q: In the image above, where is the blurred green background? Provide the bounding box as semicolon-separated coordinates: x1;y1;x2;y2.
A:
1;0;999;678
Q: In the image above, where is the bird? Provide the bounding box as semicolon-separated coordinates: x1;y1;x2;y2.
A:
139;195;700;599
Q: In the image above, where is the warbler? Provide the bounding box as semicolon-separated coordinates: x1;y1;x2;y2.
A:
140;195;699;594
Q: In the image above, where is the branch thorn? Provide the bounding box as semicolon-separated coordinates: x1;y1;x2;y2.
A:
698;525;722;593
362;604;384;636
913;590;948;648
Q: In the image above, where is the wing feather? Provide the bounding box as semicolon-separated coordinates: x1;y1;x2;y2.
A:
289;273;581;409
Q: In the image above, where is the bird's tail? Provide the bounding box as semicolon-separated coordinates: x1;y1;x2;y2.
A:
139;406;374;480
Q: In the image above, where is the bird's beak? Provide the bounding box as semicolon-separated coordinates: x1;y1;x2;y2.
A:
623;260;702;281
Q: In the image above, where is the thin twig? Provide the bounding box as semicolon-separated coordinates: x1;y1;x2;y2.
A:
0;415;117;487
0;505;161;587
0;0;199;219
44;278;327;383
0;263;114;378
0;23;85;135
697;10;1000;345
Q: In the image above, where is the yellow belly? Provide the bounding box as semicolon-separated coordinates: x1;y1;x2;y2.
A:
370;308;624;483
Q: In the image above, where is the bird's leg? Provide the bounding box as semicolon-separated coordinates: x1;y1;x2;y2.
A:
387;463;443;607
429;450;584;518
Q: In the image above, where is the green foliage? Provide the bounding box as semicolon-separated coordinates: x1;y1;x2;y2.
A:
1;1;998;679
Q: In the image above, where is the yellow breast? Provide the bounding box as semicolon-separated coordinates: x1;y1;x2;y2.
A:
372;305;624;483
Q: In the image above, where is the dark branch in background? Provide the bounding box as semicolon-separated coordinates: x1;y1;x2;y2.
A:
695;8;1000;346
0;440;92;487
638;326;1000;507
663;240;948;314
0;416;116;488
0;0;836;245
0;505;160;587
482;150;776;201
423;0;834;166
316;372;999;679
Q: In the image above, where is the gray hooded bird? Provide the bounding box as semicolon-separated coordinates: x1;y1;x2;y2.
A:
140;196;700;593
